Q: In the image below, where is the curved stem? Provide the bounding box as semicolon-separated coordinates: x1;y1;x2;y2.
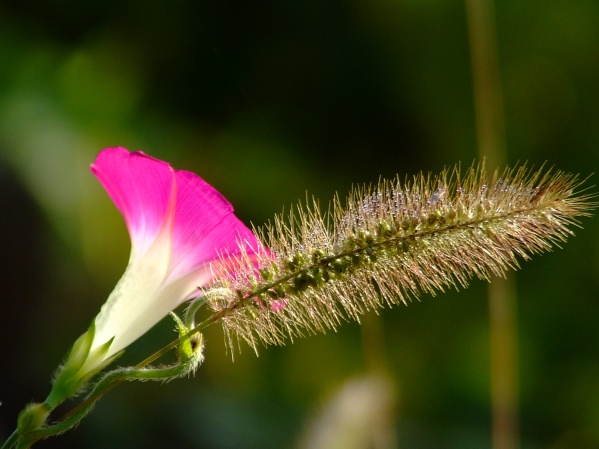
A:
5;314;204;449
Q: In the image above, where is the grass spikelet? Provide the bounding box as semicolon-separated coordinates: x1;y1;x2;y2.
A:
201;163;595;353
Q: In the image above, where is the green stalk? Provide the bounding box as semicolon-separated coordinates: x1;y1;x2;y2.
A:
465;0;519;447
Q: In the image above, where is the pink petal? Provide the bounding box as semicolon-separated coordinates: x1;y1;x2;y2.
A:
91;147;174;261
91;147;265;282
166;169;260;280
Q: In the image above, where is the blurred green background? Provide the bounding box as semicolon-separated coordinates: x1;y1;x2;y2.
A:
1;1;598;448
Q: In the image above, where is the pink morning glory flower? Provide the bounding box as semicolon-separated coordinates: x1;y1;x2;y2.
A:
82;147;264;371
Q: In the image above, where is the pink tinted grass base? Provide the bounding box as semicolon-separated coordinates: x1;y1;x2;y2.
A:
269;299;286;312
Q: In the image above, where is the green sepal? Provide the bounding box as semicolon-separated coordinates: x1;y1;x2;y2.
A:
170;312;192;360
45;322;118;409
59;321;96;376
16;402;50;437
169;312;202;363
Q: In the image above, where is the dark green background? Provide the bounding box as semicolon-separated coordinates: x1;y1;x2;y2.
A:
1;1;598;448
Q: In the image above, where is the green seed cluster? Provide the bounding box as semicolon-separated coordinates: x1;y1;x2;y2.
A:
243;189;499;311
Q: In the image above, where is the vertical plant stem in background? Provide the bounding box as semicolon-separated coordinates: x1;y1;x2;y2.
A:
465;1;519;449
361;312;397;449
487;274;518;449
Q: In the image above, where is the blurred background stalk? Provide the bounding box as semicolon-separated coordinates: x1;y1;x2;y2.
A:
465;1;519;448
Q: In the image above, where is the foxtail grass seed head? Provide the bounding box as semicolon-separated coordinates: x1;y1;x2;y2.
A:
200;163;594;353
